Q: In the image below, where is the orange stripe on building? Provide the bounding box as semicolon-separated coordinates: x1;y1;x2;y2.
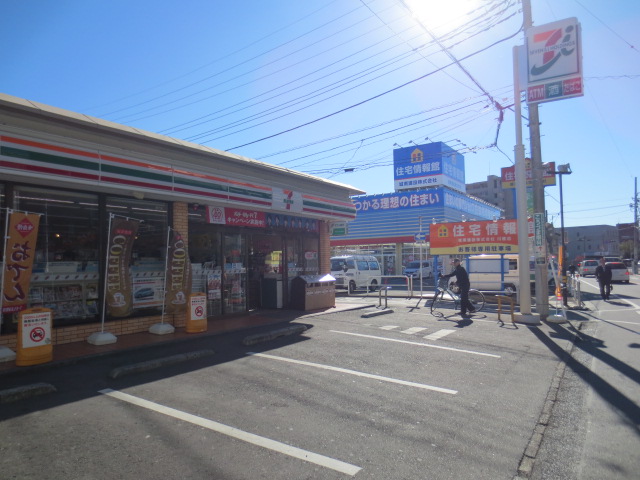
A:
1;135;100;159
173;168;270;191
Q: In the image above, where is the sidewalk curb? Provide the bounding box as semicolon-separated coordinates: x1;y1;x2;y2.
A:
0;382;57;404
242;324;308;346
361;308;395;318
108;349;216;379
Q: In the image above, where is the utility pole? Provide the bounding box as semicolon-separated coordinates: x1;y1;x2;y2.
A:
634;177;638;274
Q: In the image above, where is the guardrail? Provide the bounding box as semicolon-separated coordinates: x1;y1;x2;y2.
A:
567;273;584;309
344;275;430;298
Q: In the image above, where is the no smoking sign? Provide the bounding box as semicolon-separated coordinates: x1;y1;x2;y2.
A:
21;309;52;348
190;294;207;320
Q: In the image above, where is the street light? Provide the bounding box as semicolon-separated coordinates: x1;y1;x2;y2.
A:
554;163;572;305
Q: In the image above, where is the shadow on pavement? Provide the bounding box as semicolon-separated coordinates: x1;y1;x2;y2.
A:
528;320;640;433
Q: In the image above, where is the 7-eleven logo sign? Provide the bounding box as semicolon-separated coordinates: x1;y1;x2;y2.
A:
273;189;302;212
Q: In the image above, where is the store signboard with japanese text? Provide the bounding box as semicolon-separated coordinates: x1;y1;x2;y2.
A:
352;187;498;222
526;17;583;104
430;219;534;255
206;205;318;232
501;160;556;189
393;142;465;193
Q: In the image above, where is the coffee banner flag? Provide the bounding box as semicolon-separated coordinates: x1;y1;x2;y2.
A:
164;229;192;314
2;212;40;314
105;217;139;318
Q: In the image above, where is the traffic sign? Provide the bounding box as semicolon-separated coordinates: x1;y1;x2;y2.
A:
414;232;426;243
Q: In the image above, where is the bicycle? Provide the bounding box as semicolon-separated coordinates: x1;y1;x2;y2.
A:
430;276;485;317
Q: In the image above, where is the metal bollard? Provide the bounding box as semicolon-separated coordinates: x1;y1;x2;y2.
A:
378;286;391;309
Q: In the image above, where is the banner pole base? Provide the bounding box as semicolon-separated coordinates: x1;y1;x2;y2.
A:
514;312;541;325
0;346;17;363
87;331;118;345
149;323;175;335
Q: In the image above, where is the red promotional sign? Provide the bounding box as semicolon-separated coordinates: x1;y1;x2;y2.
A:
501;160;556;189
430;219;534;255
2;212;41;314
206;206;266;228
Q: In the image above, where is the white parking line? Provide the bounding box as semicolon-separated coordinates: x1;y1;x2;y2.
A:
330;330;500;358
247;352;457;395
401;327;428;335
423;329;456;341
99;388;361;476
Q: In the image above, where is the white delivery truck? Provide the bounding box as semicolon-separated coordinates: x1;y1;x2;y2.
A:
467;254;557;295
330;255;382;292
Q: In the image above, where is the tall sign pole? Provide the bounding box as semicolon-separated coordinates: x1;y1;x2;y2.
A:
523;0;549;320
513;44;539;324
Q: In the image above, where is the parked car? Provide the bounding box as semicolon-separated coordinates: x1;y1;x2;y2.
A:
604;256;622;263
403;260;433;279
579;259;598;277
607;262;630;283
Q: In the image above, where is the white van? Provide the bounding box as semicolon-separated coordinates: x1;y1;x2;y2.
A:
467;254;557;295
330;255;382;292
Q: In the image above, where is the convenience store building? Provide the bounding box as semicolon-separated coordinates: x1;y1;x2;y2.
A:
0;93;363;350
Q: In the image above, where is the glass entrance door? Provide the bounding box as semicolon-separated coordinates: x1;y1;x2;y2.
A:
249;234;283;309
223;233;247;313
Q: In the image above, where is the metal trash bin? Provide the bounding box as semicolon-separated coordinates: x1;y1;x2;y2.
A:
290;274;335;310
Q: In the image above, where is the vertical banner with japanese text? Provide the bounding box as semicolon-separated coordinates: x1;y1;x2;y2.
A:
2;212;40;314
106;217;139;318
164;229;192;314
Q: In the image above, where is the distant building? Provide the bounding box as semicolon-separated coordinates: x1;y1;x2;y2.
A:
330;142;502;274
556;225;620;262
465;175;513;218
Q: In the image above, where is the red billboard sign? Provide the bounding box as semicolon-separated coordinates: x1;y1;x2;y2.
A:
430;219;533;255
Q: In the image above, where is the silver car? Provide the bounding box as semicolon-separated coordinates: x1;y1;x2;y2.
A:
607;262;630;283
579;259;598;277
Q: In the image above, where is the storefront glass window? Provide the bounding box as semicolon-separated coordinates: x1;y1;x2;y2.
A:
0;184;4;260
189;226;222;317
302;237;319;275
13;187;100;326
223;233;246;313
106;197;169;317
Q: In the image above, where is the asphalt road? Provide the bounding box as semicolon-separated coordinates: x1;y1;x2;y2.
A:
1;277;638;479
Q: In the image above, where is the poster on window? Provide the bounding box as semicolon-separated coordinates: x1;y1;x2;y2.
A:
207;272;222;300
2;212;41;314
105;217;139;317
164;229;192;314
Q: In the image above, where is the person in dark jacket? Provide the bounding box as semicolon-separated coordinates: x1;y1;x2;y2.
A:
595;257;612;300
442;258;476;315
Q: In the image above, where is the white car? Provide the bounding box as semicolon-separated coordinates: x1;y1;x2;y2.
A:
607;262;630;283
579;259;598;277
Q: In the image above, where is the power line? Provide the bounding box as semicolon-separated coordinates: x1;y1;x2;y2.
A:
225;27;522;151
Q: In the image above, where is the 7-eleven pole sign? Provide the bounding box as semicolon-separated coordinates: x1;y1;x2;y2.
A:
526;17;583;104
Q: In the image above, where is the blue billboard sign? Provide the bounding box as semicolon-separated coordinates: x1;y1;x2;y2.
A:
393;142;465;193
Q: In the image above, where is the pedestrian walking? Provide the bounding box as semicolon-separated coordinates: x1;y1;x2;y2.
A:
442;258;475;316
595;256;612;300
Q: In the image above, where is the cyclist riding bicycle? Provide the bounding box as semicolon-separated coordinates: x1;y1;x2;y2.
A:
440;258;476;316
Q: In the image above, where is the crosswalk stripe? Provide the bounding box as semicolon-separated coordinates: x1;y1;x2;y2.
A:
380;325;399;330
423;329;456;341
401;327;428;335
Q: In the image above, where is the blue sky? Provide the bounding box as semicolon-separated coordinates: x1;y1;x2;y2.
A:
2;0;638;228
